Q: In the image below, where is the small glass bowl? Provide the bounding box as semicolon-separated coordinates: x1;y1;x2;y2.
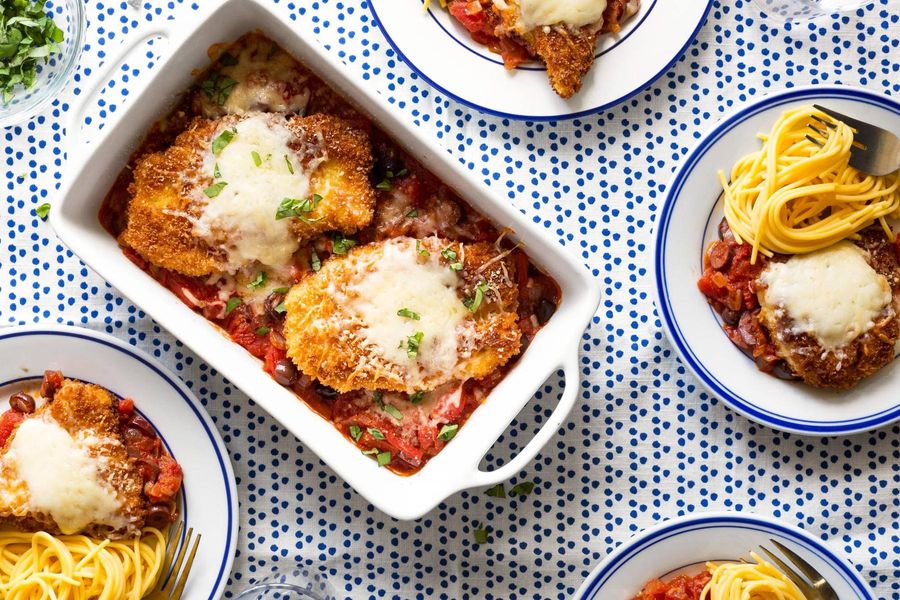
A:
749;0;874;23
234;568;336;600
0;0;85;129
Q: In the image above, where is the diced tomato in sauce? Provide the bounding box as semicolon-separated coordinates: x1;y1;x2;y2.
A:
447;0;531;68
632;571;711;600
0;410;24;448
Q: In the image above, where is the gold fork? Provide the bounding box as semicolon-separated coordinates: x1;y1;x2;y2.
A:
146;521;202;600
760;539;839;600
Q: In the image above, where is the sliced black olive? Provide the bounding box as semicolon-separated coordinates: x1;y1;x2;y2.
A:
273;358;298;387
314;382;339;398
9;392;35;414
535;299;557;325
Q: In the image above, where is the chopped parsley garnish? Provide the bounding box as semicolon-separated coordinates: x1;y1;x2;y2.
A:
376;451;392;467
485;484;506;498
251;150;262;167
406;331;424;358
34;202;50;219
255;326;271;336
225;296;242;314
509;481;535;496
274;302;287;314
415;240;430;257
218;51;238;66
283;154;294;174
247;271;267;289
201;74;238;106
464;282;488;312
213;163;221;179
405;209;418;218
0;1;64;103
375;180;391;192
441;248;457;261
449;261;463;271
272;287;290;294
211;128;236;155
332;234;357;255
473;527;489;544
383;404;403;421
397;308;420;320
367;427;385;440
361;448;378;456
437;424;458;442
310;248;321;272
275;195;322;222
204;182;228;198
375;168;409;191
374;391;383;405
408;391;425;405
349;425;362;441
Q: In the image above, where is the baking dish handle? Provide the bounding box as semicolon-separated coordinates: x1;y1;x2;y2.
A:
67;22;172;144
465;350;581;488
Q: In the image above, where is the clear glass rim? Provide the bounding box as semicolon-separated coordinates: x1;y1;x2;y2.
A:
0;0;86;129
235;582;329;600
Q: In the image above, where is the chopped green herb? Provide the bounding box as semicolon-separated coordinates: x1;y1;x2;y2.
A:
204;181;228;198
373;391;384;407
405;209;418;218
211;128;236;155
509;481;536;496
274;302;287;314
485;484;506;498
0;0;64;103
247;271;267;289
201;74;238;106
397;308;421;320
449;261;463;271
283;154;294;174
310;248;321;272
34;202;50;219
251;150;262;166
441;248;458;261
275;195;322;222
406;331;424;358
473;527;489;544
396;168;409;177
332;234;357;255
408;391;425;405
367;427;385;440
218;51;238;66
361;448;378;456
213;163;221;179
375;179;392;191
383;404;403;421
349;425;362;441
464;282;488;312
225;296;242;314
376;451;392;467
255;326;271;336
415;240;430;257
437;424;458;442
272;287;290;294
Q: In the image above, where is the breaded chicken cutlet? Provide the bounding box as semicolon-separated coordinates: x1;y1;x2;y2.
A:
449;0;640;98
0;378;147;537
756;227;900;389
121;112;375;276
283;237;523;394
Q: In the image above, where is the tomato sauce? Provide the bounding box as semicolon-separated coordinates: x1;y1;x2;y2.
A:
632;571;711;600
447;0;530;68
98;33;561;475
696;220;784;374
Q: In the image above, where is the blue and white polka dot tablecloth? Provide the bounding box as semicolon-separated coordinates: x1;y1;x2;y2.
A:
3;0;898;598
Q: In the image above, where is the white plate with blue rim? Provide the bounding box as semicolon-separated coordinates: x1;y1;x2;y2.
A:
574;511;872;599
653;85;900;436
367;0;713;121
0;324;238;600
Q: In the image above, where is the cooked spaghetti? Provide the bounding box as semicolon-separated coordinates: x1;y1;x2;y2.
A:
700;553;807;600
721;105;900;263
0;527;166;600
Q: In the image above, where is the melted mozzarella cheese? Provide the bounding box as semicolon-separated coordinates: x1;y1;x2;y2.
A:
7;418;125;534
347;239;468;381
193;115;314;271
511;0;608;31
759;241;892;350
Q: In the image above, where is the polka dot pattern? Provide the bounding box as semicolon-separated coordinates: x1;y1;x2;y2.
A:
2;0;898;598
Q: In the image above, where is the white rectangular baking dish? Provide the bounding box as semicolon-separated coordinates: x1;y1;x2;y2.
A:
52;0;601;519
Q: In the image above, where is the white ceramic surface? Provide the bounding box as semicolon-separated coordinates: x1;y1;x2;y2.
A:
653;86;900;436
51;0;601;520
0;324;238;600
574;511;872;600
367;0;713;121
